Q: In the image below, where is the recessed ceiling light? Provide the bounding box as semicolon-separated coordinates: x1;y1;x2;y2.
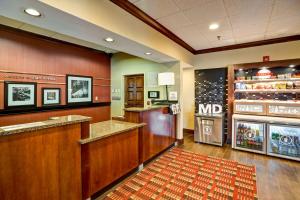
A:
239;69;243;71
24;8;41;17
104;37;114;43
289;64;295;68
209;23;219;30
145;52;152;55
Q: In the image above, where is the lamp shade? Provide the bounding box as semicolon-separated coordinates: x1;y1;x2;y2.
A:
158;72;175;86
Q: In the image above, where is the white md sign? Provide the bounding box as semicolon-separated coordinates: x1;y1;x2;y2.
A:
199;104;222;114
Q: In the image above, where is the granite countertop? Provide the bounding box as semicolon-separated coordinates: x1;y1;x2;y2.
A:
124;105;168;112
0;115;91;136
80;120;145;144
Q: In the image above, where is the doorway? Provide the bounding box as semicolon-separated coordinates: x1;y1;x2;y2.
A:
124;74;144;108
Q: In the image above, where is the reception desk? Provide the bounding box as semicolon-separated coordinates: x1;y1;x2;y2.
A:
80;120;145;199
0;116;145;200
0;115;91;200
124;106;176;163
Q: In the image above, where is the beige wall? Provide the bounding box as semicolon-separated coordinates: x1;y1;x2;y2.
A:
192;41;300;69
183;41;300;130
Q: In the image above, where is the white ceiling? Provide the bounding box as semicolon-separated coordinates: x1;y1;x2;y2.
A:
0;0;177;63
130;0;300;50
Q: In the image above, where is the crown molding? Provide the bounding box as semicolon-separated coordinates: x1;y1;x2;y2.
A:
110;0;195;53
111;0;300;55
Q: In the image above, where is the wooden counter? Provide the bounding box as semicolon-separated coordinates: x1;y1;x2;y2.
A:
81;120;145;199
0;115;91;200
124;106;176;163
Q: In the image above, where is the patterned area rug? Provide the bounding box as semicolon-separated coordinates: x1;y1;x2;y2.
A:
104;148;257;200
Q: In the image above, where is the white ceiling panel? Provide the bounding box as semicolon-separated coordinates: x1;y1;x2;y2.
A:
130;0;300;50
157;12;192;31
134;0;179;19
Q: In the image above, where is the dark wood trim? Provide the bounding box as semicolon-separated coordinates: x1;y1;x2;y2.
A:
0;102;111;115
0;24;108;55
183;128;194;134
110;0;195;53
232;58;300;70
194;35;300;54
177;138;184;146
110;1;300;54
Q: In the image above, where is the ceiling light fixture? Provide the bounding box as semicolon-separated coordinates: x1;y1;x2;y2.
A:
24;8;41;17
289;64;295;68
145;52;152;55
104;37;114;43
209;23;219;30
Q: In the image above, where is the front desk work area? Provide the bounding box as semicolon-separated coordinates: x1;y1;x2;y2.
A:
1;1;300;199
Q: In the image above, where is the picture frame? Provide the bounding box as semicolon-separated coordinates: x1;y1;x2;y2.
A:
168;91;178;101
42;88;61;106
66;75;93;105
148;91;160;99
4;81;37;109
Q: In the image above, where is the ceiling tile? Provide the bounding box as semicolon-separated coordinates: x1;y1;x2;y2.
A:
172;0;212;10
210;38;236;47
235;34;265;43
134;0;179;19
224;0;273;17
271;0;300;20
157;12;192;31
183;0;227;24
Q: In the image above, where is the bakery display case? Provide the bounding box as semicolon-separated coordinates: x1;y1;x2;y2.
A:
234;120;266;154
267;124;300;161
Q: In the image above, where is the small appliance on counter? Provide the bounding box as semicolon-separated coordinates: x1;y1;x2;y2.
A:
194;113;224;146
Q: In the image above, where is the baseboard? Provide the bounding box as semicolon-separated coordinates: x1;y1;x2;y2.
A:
183;128;194;134
176;138;184;145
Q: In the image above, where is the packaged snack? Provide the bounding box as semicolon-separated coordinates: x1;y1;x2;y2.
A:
245;84;252;89
286;82;294;89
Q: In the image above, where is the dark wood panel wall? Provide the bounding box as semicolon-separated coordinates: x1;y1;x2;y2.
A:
0;27;111;124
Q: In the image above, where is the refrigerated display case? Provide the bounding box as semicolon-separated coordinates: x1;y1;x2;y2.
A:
267;124;300;161
234;120;266;154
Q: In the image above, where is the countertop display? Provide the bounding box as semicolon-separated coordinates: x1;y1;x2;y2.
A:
80;120;145;144
0;115;91;136
124;105;168;112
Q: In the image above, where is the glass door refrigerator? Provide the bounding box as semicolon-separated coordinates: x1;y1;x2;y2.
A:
234;120;266;154
267;124;300;161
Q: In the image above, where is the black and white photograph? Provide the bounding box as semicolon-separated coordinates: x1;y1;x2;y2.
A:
67;75;92;104
148;91;160;99
42;88;61;106
4;82;37;109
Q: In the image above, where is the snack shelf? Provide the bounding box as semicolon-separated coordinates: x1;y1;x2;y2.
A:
234;78;300;83
234;89;300;93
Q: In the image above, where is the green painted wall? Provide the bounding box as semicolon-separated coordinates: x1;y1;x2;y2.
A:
111;52;180;117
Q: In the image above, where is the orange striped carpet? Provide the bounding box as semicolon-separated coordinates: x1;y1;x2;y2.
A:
104;147;257;200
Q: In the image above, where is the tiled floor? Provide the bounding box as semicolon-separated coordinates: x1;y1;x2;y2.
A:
98;133;300;200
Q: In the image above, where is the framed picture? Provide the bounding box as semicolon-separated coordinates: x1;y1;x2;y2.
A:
66;75;93;104
169;91;178;101
148;91;160;99
4;82;37;109
42;88;61;106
